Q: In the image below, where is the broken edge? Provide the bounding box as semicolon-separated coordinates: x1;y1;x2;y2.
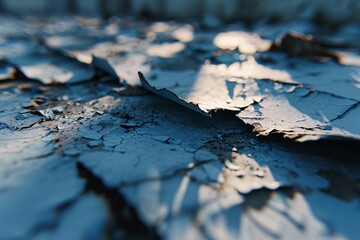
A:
138;72;212;117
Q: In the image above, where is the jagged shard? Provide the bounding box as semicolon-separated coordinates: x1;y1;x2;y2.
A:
139;32;360;141
37;16;360;141
43;34;151;85
0;39;94;84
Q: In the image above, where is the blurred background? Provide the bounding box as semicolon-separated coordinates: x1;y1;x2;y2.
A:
0;0;360;25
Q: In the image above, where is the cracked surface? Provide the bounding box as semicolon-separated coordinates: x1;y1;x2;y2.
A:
0;16;359;240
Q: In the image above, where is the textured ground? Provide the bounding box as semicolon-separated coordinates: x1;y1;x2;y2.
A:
0;16;359;240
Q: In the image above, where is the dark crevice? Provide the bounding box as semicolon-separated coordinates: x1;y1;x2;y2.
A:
319;169;360;201
329;102;360;122
242;188;274;210
77;162;160;240
256;133;360;164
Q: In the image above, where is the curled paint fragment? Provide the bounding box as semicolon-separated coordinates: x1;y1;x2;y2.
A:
139;67;360;142
139;72;212;116
271;32;360;67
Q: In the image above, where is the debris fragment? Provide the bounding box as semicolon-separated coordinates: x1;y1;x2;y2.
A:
271;32;342;61
37;109;55;120
271;32;360;67
139;72;212;116
82;130;103;141
87;140;101;148
151;135;171;143
43;35;150;85
1;39;95;84
139;67;360;141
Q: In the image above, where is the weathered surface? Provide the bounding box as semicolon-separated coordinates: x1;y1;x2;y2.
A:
1;79;359;239
0;39;94;84
137;28;360;141
38;18;360;142
0;16;359;240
